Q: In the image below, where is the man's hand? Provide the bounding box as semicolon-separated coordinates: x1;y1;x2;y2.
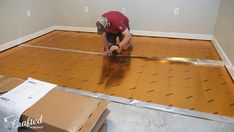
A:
109;45;119;52
104;50;112;56
103;45;119;56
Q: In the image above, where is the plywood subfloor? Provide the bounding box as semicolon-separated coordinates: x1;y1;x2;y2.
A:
0;31;233;117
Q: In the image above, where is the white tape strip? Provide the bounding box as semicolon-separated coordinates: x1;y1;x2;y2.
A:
0;78;57;132
22;44;103;55
21;44;224;66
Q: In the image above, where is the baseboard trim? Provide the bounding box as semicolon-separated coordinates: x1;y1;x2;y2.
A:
55;26;97;33
212;36;234;80
131;30;212;40
55;26;213;40
0;26;56;52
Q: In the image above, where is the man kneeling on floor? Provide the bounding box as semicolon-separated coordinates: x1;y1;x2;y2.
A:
96;11;132;56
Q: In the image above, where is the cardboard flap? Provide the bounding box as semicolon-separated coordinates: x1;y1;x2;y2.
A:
21;90;109;131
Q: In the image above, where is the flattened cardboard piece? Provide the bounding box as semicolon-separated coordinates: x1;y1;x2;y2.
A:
0;77;109;132
21;90;108;132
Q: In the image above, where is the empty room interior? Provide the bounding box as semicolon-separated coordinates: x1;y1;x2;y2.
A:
0;0;234;132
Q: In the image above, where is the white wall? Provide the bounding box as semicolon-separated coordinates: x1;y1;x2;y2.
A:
214;0;234;65
0;0;221;45
0;0;56;44
53;0;220;35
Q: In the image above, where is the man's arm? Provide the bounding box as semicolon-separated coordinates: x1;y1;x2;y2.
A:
118;28;132;48
101;32;109;51
109;28;132;53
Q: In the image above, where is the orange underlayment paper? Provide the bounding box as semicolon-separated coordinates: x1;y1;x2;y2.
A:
0;31;233;118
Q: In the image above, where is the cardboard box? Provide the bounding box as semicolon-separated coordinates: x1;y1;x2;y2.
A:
0;76;109;132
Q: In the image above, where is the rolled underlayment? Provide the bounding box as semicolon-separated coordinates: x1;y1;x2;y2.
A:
0;31;233;118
